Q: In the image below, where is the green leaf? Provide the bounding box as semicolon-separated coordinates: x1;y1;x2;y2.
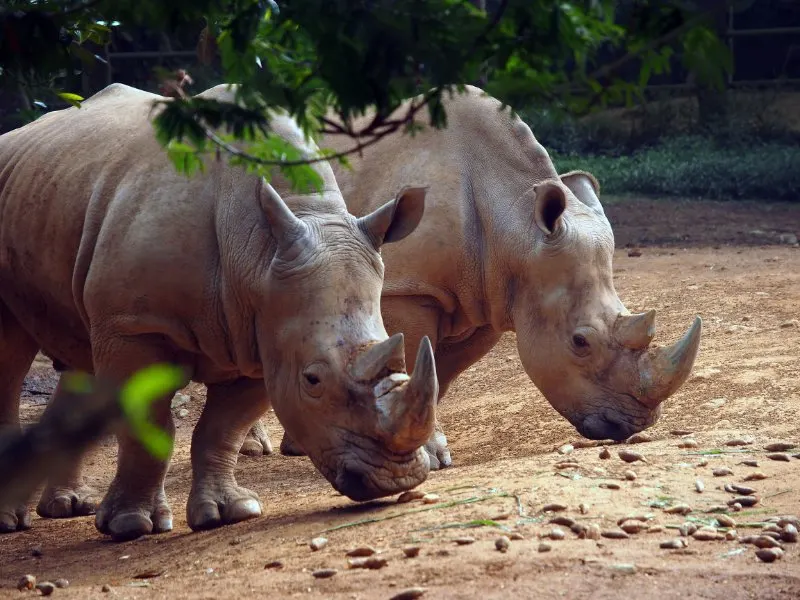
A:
119;364;187;460
166;141;206;177
56;92;84;108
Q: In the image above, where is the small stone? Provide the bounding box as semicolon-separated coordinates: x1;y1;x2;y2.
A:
586;524;601;540
764;524;781;533
725;530;738;541
697;458;708;467
764;442;796;452
618;449;645;463
665;504;693;515
599;447;611;459
348;556;388;570
716;514;736;527
647;525;665;533
725;438;753;447
550;516;576;527
397;490;426;503
756;548;784;563
538;542;552;552
53;579;69;589
554;461;581;470
542;503;568;512
740;460;759;467
678;439;699;449
495;536;511;553
612;563;637;575
312;568;338;578
793;453;800;459
616;514;652;526
781;524;798;543
36;582;55;596
601;529;629;539
571;523;588;537
18;575;36;591
670;429;694;436
389;588;427;600
509;532;525;541
766;453;791;462
547;527;566;540
31;546;43;558
402;546;421;558
620;520;647;534
171;393;190;408
752;536;782;549
728;496;759;507
574;440;603;449
599;482;621;490
779;319;799;328
624;470;637;481
626;433;655;444
627;249;642;257
346;546;376;557
579;503;590;514
264;560;284;569
177;408;189;418
731;503;743;512
421;493;440;504
453;537;475;546
660;539;687;549
693;527;723;541
743;472;767;481
558;444;574;455
712;467;733;477
695;479;705;493
309;537;328;551
101;585;111;593
730;484;757;495
679;523;698;537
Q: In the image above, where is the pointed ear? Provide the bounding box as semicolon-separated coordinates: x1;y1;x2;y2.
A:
560;170;604;216
357;186;427;247
257;180;307;248
533;182;567;235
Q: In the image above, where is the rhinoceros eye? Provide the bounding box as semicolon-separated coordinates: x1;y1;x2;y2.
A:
301;363;327;398
572;333;590;354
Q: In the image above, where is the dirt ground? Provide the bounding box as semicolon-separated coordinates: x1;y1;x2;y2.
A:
2;197;800;599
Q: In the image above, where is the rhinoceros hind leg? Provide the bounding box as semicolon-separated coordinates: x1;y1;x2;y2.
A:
279;431;307;456
91;338;177;542
424;421;452;470
0;302;41;533
239;420;273;456
187;378;266;531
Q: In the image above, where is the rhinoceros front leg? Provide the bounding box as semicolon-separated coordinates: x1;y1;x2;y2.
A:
0;302;40;532
36;373;102;519
92;339;177;542
240;418;273;456
187;378;266;531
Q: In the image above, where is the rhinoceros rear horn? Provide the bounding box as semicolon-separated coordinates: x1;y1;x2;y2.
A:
615;310;657;350
351;333;407;381
637;316;702;407
257;180;307;248
378;336;438;455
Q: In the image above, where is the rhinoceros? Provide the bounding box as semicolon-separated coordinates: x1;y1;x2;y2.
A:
244;85;702;467
0;83;439;540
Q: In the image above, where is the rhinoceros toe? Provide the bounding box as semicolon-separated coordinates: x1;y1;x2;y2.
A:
424;428;452;471
37;485;100;519
187;484;262;531
240;421;274;457
0;504;31;533
95;492;173;542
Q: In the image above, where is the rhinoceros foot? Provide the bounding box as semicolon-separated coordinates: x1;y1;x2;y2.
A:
187;480;262;531
424;424;452;471
37;484;100;518
95;486;172;542
0;504;31;533
239;420;273;457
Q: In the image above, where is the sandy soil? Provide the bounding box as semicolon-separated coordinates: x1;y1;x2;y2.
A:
2;197;800;599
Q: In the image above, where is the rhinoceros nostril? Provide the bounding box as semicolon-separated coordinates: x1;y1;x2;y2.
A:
335;467;376;502
578;414;634;441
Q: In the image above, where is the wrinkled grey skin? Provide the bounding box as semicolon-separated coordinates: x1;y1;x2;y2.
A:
243;85;702;466
0;83;439;540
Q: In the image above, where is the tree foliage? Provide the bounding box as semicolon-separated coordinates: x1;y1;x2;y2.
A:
0;0;734;189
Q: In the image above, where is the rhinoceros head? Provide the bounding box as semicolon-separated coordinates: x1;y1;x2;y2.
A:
510;171;701;441
256;182;437;501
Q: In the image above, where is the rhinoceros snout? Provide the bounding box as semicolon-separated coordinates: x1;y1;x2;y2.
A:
577;413;638;442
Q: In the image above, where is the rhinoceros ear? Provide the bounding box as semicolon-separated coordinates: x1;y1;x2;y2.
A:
357;186;427;247
560;170;604;216
257;180;307;248
533;182;567;236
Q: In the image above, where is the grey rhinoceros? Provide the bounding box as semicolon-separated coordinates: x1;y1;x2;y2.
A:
244;85;702;467
0;83;439;540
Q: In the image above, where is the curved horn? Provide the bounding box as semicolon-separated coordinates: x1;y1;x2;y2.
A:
637;317;702;407
257;180;307;248
615;310;657;350
377;336;438;454
351;333;406;381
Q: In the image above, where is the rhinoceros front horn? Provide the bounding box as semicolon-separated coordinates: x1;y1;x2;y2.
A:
636;316;702;407
351;333;407;381
377;336;438;455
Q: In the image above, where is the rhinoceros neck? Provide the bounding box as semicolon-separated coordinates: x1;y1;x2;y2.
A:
324;87;559;334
